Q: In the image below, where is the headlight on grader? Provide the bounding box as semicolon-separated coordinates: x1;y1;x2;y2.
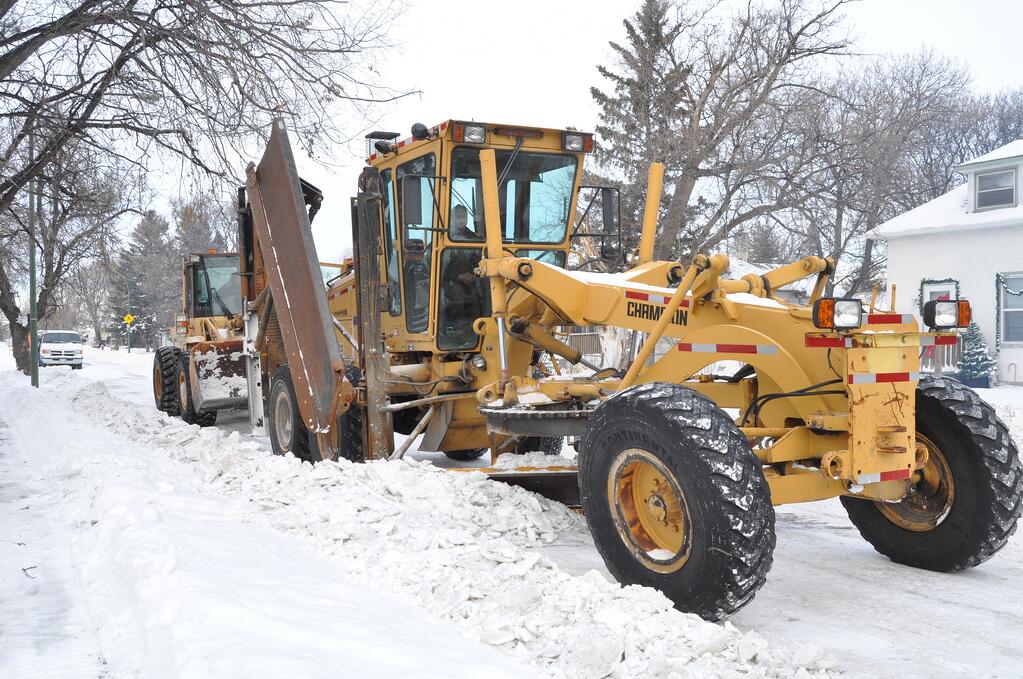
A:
923;299;971;329
562;131;594;153
813;297;862;330
453;121;486;144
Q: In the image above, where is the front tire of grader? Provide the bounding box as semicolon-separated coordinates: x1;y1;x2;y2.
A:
840;376;1022;571
153;347;181;415
579;382;776;621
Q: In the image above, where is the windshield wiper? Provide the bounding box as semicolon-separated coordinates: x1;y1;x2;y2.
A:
496;137;525;193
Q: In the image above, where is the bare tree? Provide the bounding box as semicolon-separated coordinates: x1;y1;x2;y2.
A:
591;0;850;262
1;0;404;370
775;52;971;296
0;1;405;214
67;258;113;345
0;140;130;370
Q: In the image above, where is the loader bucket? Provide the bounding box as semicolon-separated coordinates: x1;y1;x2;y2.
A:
245;119;348;437
187;340;247;412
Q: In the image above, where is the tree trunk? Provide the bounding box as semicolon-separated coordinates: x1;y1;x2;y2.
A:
8;321;30;374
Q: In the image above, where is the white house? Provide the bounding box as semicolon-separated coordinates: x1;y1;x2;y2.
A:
871;140;1023;384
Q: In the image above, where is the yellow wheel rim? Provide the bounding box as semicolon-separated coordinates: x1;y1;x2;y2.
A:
608;448;692;573
877;432;955;532
153;361;162;394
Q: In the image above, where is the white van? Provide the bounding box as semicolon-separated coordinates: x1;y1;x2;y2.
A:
39;330;84;369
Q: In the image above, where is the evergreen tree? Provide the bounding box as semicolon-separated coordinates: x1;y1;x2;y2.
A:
590;0;848;261
590;0;686;254
957;323;997;381
108;211;179;348
173;191;233;256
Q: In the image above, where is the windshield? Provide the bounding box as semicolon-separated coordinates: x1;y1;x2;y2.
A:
449;148;576;244
192;256;242;317
41;332;81;344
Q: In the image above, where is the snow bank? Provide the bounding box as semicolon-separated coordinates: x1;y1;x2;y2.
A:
37;367;835;678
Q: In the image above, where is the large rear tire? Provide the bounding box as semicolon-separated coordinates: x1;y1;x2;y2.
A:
579;382;775;621
268;366;317;462
512;435;564;456
841;376;1022;571
153;347;181;415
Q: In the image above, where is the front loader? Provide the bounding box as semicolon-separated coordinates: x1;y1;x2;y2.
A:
238;118;1022;621
152;252;248;426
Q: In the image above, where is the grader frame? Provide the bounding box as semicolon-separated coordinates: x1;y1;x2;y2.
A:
237;118;1020;620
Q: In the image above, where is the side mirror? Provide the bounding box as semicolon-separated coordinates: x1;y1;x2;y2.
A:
401;176;422;228
601;187;617;234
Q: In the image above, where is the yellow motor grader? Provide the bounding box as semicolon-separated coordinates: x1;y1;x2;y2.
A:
152;252;248;426
236;119;1021;620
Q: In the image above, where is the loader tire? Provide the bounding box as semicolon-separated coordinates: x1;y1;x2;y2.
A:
841;376;1022;571
177;355;217;427
445;448;487;461
153;347;181;415
579;382;775;621
268;366;316;463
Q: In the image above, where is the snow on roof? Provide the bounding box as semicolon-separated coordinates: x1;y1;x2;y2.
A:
870;183;1023;240
957;139;1023;170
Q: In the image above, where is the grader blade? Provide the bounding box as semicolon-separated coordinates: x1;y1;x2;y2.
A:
245;119;347;437
451;466;581;507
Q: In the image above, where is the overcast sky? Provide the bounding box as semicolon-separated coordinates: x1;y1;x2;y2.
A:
268;0;1023;260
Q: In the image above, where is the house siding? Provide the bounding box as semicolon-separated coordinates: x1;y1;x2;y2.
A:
885;223;1023;384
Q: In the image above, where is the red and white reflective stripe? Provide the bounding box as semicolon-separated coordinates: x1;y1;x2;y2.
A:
327;287;352;301
848;371;921;384
920;334;958;346
859;468;912;484
625;290;690;307
678;342;777;355
805;335;853;348
866;313;915;324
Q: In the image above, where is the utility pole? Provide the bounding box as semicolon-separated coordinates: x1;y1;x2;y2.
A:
28;133;38;387
126;285;132;353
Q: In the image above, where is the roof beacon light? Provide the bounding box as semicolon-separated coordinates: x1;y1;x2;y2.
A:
813;297;863;330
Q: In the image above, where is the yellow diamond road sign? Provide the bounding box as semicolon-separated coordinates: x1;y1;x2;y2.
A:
123;313;135;325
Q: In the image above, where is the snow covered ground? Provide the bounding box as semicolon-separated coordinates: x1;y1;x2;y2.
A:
1;346;1021;678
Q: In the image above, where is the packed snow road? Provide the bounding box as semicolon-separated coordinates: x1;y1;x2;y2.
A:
2;346;1022;678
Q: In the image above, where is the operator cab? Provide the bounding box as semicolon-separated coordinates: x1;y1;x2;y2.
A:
184;253;242;319
359;120;599;353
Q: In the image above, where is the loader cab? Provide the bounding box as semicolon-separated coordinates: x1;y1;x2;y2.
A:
183;253;242;319
363;120;592;353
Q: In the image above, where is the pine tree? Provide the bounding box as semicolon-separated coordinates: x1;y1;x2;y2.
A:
590;0;687;253
108;211;179;348
957;322;997;381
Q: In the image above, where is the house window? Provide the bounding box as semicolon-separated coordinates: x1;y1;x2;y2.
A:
1002;273;1023;342
976;168;1016;210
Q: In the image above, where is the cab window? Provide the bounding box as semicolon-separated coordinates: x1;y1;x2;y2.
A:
396;153;437;333
381;170;401;316
190;256;241;318
449;148;576;244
